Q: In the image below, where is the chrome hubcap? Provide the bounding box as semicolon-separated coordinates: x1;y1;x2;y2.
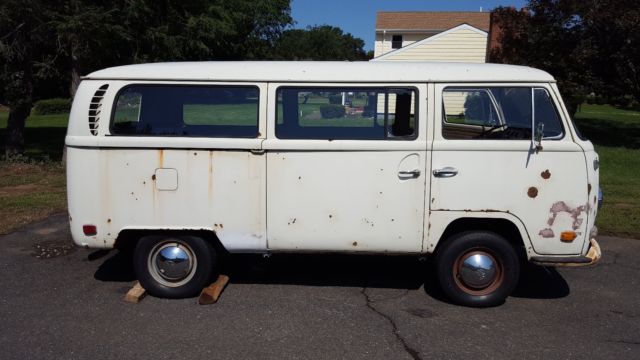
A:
459;252;497;289
148;241;196;287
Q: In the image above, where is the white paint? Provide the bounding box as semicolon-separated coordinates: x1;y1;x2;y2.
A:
67;62;597;262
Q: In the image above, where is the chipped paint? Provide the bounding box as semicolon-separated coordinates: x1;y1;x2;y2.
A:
539;228;555;238
527;187;538;198
547;201;587;230
541;169;551;179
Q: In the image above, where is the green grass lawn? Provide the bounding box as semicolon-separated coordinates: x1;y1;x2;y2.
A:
0;103;638;238
0;111;68;160
574;104;640;238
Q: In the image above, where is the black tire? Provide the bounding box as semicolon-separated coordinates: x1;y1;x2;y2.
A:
134;235;217;298
435;231;520;307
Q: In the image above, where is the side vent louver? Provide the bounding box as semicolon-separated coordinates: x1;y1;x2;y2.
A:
88;84;109;136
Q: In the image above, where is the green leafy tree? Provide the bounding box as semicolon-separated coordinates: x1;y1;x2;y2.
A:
490;0;640;113
271;25;368;61
0;0;55;155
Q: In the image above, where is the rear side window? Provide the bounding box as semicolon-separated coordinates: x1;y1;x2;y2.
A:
442;87;564;140
111;85;259;137
276;87;417;140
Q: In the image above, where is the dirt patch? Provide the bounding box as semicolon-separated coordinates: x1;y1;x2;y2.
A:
32;240;76;259
0;184;40;196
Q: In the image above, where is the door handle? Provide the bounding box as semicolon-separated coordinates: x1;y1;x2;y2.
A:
433;167;458;178
398;169;421;177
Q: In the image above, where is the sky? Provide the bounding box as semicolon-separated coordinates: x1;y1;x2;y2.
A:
290;0;527;51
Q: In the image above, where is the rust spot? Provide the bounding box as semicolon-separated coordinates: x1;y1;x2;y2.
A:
527;187;538;198
428;223;431;230
298;176;301;180
158;149;164;167
329;214;333;219
539;228;555;238
292;218;296;224
547;201;587;230
151;174;156;181
352;241;358;246
143;181;146;185
541;169;551;179
588;183;592;194
258;132;262;137
107;218;111;223
194;152;197;156
391;219;394;222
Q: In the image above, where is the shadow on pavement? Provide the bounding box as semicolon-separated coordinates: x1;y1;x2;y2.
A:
91;250;570;302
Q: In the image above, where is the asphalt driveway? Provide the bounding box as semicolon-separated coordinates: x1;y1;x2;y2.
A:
0;213;638;359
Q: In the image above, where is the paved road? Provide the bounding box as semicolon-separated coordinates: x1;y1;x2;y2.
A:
0;214;639;359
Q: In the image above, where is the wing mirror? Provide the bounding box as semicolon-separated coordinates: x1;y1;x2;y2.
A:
534;122;544;152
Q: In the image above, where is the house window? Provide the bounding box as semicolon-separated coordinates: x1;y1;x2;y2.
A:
391;35;403;49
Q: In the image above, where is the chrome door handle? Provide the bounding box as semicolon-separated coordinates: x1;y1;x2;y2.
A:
399;169;421;177
433;167;458;178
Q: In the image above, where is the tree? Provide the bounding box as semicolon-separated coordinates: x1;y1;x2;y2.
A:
1;0;293;156
490;0;640;113
270;25;368;61
0;0;55;155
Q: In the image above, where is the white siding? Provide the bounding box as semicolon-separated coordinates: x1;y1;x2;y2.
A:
374;32;435;57
376;28;487;63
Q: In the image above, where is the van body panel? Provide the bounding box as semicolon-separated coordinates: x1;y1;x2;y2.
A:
66;62;598;261
431;83;590;256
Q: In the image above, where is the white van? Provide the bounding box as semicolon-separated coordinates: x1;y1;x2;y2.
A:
66;61;602;307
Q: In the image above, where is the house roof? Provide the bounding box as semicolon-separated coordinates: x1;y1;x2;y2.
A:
376;11;490;31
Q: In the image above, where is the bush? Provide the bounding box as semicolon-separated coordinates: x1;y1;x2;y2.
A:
319;104;345;119
33;98;71;115
328;94;342;104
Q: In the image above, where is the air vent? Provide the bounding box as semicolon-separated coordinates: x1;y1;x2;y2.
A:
88;84;109;136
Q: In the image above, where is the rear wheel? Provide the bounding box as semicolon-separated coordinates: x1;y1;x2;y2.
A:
436;231;519;307
134;235;216;298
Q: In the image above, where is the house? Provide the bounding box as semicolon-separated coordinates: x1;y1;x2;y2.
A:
372;11;492;62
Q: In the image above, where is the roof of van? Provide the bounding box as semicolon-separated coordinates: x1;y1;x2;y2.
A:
85;61;555;83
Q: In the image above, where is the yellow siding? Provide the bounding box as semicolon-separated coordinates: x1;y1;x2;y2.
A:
382;28;487;63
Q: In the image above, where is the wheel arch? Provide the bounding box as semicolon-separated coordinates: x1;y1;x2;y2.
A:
427;211;534;258
113;228;228;257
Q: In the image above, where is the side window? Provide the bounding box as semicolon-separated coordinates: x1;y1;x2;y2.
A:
392;35;403;49
276;87;417;140
534;88;563;139
442;87;564;140
111;85;259;138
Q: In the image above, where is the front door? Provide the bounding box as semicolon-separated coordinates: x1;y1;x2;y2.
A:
264;83;429;252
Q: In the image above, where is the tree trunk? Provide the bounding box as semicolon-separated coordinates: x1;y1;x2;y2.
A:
5;103;30;156
70;53;81;98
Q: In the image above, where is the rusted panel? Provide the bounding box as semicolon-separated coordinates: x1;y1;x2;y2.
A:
538;228;555;238
527;187;538;198
541;169;551;179
547;201;587;230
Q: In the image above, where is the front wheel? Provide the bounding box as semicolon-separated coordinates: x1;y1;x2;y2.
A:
134;235;217;298
436;231;520;307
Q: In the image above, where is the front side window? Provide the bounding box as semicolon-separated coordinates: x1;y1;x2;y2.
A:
442;87;564;140
276;87;417;140
111;85;259;137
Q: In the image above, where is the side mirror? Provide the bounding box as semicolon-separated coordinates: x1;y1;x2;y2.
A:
534;122;544;152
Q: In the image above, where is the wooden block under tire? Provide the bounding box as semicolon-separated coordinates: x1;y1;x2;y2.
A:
124;282;147;303
198;275;230;305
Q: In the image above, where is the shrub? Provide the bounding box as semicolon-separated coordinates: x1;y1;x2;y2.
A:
328;94;343;104
319;104;345;119
33;98;71;115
